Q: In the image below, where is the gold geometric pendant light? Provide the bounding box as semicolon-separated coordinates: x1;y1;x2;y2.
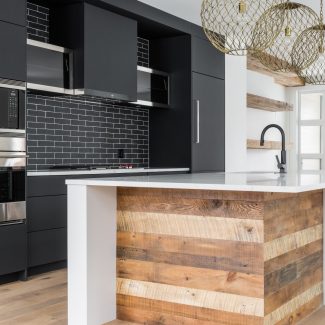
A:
252;1;319;72
201;0;285;56
292;0;325;85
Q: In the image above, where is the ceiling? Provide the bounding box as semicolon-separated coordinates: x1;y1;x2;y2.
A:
138;0;202;25
138;0;321;26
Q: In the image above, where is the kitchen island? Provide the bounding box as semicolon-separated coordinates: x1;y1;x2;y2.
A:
66;172;325;325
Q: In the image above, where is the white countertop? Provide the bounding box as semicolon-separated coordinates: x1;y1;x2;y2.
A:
65;171;325;193
27;167;189;177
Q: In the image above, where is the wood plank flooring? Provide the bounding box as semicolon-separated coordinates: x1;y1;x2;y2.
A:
0;268;323;325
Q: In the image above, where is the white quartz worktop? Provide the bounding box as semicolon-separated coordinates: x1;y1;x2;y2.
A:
66;171;325;193
27;167;189;177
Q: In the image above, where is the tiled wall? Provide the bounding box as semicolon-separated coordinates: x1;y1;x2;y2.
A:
27;2;49;43
26;2;150;171
27;95;149;170
137;38;150;68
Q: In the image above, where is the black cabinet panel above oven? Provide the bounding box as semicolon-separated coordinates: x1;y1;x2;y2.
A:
0;0;26;27
0;21;26;82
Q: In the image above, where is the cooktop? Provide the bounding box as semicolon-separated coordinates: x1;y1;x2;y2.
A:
49;164;134;170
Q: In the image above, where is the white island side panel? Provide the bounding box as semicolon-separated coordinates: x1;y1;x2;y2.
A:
68;185;117;325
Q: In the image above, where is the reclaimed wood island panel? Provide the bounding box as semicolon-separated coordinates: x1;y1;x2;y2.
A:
116;188;323;325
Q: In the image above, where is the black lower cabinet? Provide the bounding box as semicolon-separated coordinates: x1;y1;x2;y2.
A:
27;195;67;232
28;228;67;268
0;223;27;276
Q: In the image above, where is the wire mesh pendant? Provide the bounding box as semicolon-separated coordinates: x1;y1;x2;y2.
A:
201;0;285;56
252;2;319;72
292;25;325;85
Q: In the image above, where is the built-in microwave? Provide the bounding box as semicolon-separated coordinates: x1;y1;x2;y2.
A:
0;87;25;131
132;66;170;108
27;39;74;95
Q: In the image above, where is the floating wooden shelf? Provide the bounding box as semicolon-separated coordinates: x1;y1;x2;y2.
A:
247;139;293;150
247;53;304;87
247;93;293;112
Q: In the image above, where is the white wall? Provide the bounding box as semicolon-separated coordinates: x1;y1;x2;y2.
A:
225;56;247;172
247;71;290;172
138;0;201;25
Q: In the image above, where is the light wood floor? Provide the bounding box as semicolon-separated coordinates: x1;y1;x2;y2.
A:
0;269;323;325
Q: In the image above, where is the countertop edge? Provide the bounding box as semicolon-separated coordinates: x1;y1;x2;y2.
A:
27;168;190;177
64;179;325;193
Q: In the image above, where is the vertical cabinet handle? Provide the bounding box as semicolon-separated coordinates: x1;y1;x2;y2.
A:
196;100;200;144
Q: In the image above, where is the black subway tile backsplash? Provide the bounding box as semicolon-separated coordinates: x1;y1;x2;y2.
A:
26;2;150;171
27;94;150;171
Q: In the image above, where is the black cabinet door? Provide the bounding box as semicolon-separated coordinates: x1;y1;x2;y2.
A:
27;195;67;232
27;176;67;197
192;36;225;80
84;3;137;101
28;228;67;267
0;0;26;26
0;22;26;81
192;73;225;172
0;223;27;276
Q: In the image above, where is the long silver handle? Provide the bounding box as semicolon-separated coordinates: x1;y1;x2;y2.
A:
196;100;200;144
0;220;25;227
0;155;29;158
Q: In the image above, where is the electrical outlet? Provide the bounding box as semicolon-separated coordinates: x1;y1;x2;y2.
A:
118;149;125;159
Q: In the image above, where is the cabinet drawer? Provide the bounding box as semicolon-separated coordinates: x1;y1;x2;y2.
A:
0;0;26;26
27;195;67;232
192;36;224;79
0;21;26;81
28;228;67;267
27;176;67;197
0;223;27;276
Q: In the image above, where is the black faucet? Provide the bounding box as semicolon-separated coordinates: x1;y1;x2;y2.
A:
260;124;287;174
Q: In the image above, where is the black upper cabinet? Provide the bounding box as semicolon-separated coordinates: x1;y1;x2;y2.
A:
0;21;26;81
192;36;225;80
0;0;26;27
192;72;225;172
51;3;138;101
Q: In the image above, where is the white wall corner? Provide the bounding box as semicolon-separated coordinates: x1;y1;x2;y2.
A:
225;55;247;172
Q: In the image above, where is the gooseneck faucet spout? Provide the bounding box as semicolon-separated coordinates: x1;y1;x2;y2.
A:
260;124;287;173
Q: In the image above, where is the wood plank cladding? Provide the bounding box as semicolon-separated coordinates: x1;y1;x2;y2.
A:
116;188;323;325
247;53;304;87
247;139;293;150
247;93;293;112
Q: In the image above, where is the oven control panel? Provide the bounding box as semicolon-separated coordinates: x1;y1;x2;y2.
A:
8;90;19;129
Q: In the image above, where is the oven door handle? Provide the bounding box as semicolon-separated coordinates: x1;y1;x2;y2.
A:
0;220;25;227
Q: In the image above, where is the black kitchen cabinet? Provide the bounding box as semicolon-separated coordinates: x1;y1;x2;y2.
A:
149;35;225;172
51;2;137;101
26;172;161;269
192;72;225;172
0;0;26;27
27;176;67;197
192;36;225;80
28;228;67;268
0;223;27;276
27;195;67;232
0;21;26;81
